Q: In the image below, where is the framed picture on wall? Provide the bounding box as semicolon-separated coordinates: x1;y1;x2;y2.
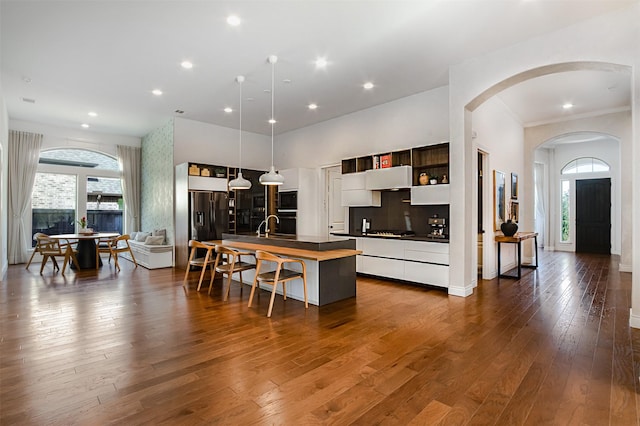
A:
511;201;519;223
494;170;506;231
511;172;518;200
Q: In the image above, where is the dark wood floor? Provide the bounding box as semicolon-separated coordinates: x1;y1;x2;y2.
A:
1;251;639;425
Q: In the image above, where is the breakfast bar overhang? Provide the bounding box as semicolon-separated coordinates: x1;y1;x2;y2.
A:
221;233;360;306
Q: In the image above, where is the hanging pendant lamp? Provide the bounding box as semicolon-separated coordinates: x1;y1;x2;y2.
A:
259;55;284;186
228;75;252;191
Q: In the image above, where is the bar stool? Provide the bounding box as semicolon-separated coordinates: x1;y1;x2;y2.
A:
182;240;217;291
209;246;256;300
248;250;308;318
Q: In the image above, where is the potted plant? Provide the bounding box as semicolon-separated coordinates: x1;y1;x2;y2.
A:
214;167;226;178
429;175;438;185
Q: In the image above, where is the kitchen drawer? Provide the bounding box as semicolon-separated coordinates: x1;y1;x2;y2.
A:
404;250;449;265
404;261;449;287
361;256;404;280
362;238;404;258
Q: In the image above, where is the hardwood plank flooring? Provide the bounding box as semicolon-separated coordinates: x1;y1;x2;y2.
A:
1;251;638;425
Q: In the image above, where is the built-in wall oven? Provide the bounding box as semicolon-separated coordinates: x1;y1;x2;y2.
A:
277;190;297;235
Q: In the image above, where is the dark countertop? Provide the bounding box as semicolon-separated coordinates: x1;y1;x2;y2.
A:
331;232;449;244
222;233;356;251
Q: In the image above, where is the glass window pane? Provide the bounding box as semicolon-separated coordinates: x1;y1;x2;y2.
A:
561;160;577;174
575;158;591;173
40;148;119;171
31;172;77;244
592;159;609;172
87;176;123;233
561;180;570;242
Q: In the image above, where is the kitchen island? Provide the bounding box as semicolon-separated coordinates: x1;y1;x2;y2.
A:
221;233;360;306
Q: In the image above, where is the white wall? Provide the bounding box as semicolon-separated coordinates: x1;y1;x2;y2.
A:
472;97;525;279
0;92;8;280
9;119;141;152
526;111;631;268
448;4;639;301
173;117;271;170
275;86;449;168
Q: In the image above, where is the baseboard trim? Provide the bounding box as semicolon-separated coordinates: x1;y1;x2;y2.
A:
619;263;632;272
448;284;474;297
630;309;640;329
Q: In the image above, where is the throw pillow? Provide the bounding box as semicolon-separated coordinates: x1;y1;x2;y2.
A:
129;232;138;240
152;229;166;244
135;232;151;242
144;235;165;245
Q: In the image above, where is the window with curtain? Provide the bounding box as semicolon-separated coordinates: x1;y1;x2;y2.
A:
32;149;123;243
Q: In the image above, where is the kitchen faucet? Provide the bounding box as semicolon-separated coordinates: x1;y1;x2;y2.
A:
257;214;280;237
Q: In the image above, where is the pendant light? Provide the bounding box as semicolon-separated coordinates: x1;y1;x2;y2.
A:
259;55;284;186
228;75;252;190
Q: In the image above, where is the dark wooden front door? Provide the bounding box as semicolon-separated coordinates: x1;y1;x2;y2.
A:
576;178;611;254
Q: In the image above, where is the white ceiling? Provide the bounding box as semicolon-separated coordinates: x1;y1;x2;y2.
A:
1;0;635;138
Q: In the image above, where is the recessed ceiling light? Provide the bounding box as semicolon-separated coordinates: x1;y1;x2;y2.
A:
81;123;90;128
224;107;233;113
363;82;374;90
283;79;292;84
21;97;36;104
181;61;193;69
246;97;254;102
308;103;318;110
269;118;276;124
562;103;573;109
227;15;241;26
88;111;97;117
152;89;163;96
315;57;328;68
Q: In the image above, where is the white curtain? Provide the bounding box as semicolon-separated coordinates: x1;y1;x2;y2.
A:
8;130;43;264
117;145;141;234
534;163;546;247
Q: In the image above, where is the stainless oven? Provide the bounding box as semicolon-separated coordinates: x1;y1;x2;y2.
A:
279;191;297;210
276;210;297;235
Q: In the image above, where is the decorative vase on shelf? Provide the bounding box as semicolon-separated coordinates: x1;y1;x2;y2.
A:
429;178;438;185
501;220;518;237
419;173;429;185
441;174;448;184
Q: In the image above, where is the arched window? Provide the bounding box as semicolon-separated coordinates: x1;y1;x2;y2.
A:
32;148;123;242
561;157;609;174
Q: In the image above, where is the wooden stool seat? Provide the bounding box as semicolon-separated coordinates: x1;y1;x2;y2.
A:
248;250;308;317
182;240;217;291
210;246;255;299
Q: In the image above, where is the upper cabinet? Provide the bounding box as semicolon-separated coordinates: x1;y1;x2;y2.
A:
365;165;412;190
340;142;450;205
411;143;449;186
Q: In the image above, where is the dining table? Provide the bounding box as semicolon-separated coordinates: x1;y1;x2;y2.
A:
49;232;120;270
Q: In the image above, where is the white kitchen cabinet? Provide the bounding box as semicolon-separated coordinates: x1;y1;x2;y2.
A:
188;175;228;192
361;256;404;280
356;237;449;288
410;184;450;205
341;171;381;207
341;190;381;207
365;165;412;190
404;261;449;287
278;168;319;236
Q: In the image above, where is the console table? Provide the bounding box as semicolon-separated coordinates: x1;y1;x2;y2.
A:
495;231;538;279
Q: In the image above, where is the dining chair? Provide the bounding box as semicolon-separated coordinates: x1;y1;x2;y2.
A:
209;245;256;299
98;234;137;271
182;240;217;290
25;232;50;269
248;250;307;318
38;236;80;275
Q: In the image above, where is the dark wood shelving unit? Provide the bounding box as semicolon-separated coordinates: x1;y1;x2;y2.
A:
411;143;449;185
342;148;414;174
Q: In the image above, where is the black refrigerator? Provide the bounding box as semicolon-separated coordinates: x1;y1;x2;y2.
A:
189;191;229;241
